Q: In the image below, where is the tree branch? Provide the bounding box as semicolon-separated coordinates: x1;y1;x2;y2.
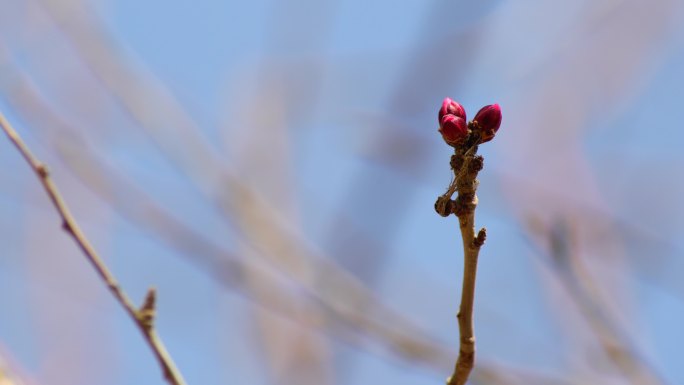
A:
436;138;487;385
0;111;187;385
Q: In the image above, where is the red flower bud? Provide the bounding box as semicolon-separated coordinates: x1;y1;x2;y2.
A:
438;97;466;123
473;104;502;143
439;114;468;146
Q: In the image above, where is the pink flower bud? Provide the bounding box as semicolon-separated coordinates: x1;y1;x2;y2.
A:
473;104;502;143
439;97;466;123
439;114;468;146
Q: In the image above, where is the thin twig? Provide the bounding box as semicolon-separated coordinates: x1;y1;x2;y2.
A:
436;139;487;385
0;111;187;385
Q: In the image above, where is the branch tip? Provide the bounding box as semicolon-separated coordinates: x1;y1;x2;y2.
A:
138;287;158;330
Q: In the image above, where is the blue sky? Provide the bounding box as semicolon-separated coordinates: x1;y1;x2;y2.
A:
2;1;684;384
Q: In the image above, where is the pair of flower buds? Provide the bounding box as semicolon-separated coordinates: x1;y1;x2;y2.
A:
438;97;502;146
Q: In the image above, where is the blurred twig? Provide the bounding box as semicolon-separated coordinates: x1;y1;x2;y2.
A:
323;5;482;282
529;218;666;385
0;351;26;385
0;113;187;385
231;78;333;385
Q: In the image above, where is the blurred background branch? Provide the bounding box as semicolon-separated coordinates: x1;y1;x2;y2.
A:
0;347;29;385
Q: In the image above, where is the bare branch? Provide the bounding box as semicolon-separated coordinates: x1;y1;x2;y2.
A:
0;112;187;385
435;132;488;385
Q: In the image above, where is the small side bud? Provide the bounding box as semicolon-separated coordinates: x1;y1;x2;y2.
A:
439;115;468;146
137;287;157;331
439;97;466;122
473;104;502;143
434;196;454;217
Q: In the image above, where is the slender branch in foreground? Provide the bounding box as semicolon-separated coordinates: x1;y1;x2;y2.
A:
435;99;501;385
437;143;486;385
0;111;187;385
